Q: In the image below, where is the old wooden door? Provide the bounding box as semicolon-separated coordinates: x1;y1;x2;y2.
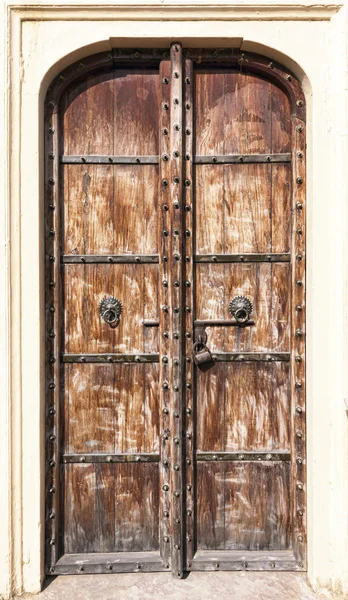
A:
45;44;306;577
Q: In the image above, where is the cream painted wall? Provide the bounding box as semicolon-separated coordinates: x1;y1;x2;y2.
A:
1;2;348;598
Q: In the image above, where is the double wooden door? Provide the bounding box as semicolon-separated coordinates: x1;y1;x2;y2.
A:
45;44;306;577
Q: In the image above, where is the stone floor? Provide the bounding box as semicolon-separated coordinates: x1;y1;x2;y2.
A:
17;572;341;600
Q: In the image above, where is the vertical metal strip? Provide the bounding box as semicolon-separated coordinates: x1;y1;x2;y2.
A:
291;116;306;569
44;99;60;572
158;57;171;571
183;57;194;570
169;42;184;578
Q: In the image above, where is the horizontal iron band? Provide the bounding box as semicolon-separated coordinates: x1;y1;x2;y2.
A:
62;354;159;363
60;155;159;165
62;254;159;264
211;352;290;362
194;153;291;164
62;453;160;464
191;550;302;571
195;253;291;263
196;451;291;462
52;551;166;575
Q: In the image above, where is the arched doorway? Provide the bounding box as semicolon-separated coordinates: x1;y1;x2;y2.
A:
44;43;306;578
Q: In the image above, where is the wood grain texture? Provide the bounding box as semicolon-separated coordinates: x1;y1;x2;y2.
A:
63;363;159;454
197;462;291;551
194;70;290;155
61;69;159;156
63;263;159;354
63;463;159;554
195;164;291;255
196;363;290;452
195;263;290;352
63;165;158;255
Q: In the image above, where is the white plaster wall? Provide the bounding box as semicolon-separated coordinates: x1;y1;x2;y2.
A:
1;2;348;598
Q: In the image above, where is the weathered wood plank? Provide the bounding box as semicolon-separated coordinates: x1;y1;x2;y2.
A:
63;263;159;354
196;363;290;453
195;263;290;353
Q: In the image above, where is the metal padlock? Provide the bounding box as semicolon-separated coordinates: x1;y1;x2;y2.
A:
192;342;215;371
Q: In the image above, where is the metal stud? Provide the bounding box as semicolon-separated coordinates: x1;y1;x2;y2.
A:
173;359;179;365
174;71;179;78
163;459;169;466
174;307;180;314
163;407;169;415
296;430;303;438
48;407;56;415
185;281;191;287
186;407;192;415
186;484;192;491
173;98;179;105
295;329;303;337
296;125;303;133
270;561;276;569
174;124;180;131
49;434;56;442
49;539;55;545
185;230;191;237
162;280;168;287
296;202;303;210
162;484;169;491
174;491;180;497
173;385;179;392
163;128;168;136
174;201;180;209
162;230;169;237
173;332;179;339
186;382;192;388
185;129;191;136
174;229;179;236
296;176;303;184
163;331;169;338
49;306;55;313
162;356;168;363
174;281;180;287
49;460;56;467
185;77;190;84
173;152;180;160
296;228;303;235
185;205;191;211
185;332;191;339
187;509;192;516
296;100;303;107
296;406;303;414
163;511;169;518
163;102;169;111
164;536;169;543
162;381;169;389
295;381;302;389
173;437;180;445
184;180;191;187
49;204;55;211
78;566;84;572
162;77;169;84
49;331;55;339
297;509;304;516
296;254;302;261
48;229;55;237
162;153;169;161
296;457;303;465
48;126;55;134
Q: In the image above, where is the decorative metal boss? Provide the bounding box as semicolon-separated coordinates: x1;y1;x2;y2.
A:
229;296;253;324
99;296;122;327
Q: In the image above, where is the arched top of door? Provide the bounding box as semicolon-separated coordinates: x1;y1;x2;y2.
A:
45;48;306;123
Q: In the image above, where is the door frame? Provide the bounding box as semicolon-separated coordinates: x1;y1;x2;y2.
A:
44;46;306;576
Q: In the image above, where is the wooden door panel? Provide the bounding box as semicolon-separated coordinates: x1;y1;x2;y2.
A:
64;263;159;354
61;69;160;155
196;164;291;255
196;362;290;452
63;363;159;454
197;462;291;551
63;165;159;255
194;70;291;155
196;263;290;352
63;462;159;554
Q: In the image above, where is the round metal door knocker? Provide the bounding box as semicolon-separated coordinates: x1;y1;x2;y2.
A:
99;296;122;328
229;296;253;325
